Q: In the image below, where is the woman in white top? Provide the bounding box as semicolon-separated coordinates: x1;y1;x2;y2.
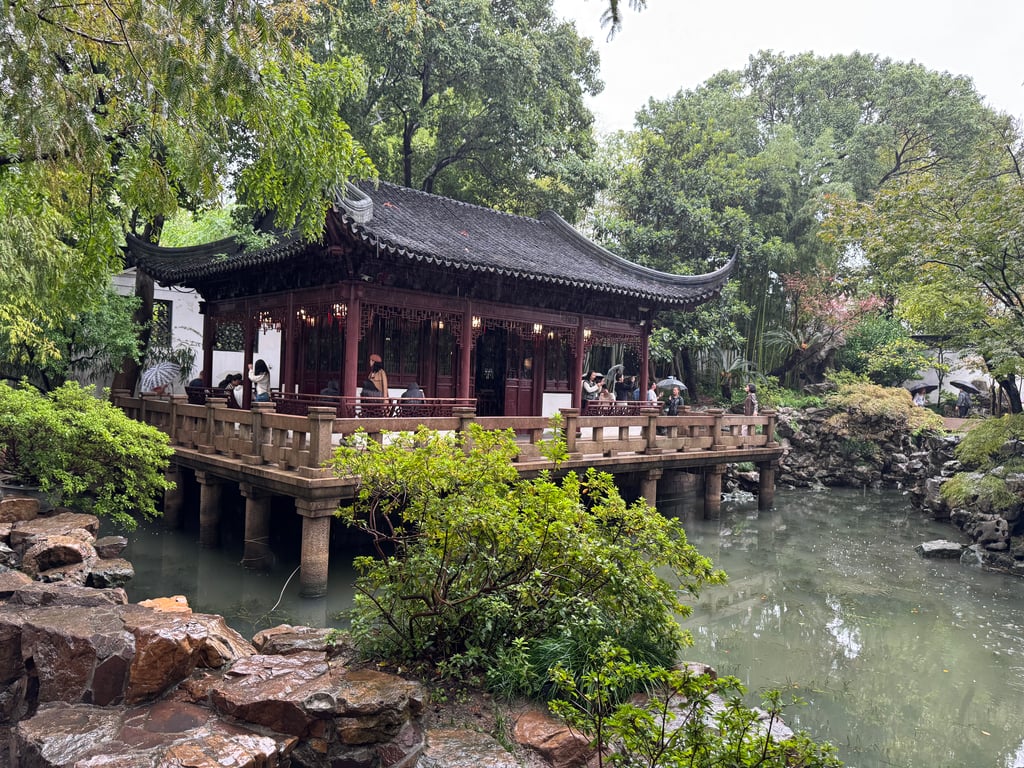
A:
248;359;271;402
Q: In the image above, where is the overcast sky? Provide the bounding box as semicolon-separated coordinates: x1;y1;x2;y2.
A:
552;0;1024;134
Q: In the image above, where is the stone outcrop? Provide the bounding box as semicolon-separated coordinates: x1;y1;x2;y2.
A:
0;502;487;767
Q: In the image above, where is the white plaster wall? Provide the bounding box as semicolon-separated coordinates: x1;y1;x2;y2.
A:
111;271;283;392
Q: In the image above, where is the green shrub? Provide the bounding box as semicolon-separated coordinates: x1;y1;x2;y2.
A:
548;642;843;768
951;413;1024;468
940;414;1024;512
0;381;174;529
328;424;725;694
825;381;944;436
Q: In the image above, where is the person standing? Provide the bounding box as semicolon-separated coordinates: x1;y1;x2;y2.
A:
956;388;971;418
247;359;272;402
582;371;601;402
362;354;388;398
742;383;758;436
614;373;632;401
743;383;758;417
647;380;659;404
664;386;683;416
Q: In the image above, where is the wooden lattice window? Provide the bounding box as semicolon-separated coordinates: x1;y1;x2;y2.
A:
151;300;172;347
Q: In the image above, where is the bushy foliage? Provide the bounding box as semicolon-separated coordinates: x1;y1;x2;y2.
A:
825;381;944;436
942;470;1020;513
837;314;933;387
941;414;1024;512
328;424;725;693
548;642;843;768
0;382;174;528
949;413;1024;468
0;289;142;392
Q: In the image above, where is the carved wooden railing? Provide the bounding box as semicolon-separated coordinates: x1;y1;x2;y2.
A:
113;391;778;477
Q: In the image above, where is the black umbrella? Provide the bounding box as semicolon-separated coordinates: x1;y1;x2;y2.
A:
950;381;981;395
656;376;687;391
906;382;938;394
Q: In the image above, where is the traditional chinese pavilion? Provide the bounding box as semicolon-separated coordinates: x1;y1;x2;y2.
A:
127;181;735;415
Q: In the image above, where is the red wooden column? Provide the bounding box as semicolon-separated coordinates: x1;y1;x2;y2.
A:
242;302;255;409
572;316;586;409
343;290;361;398
283;293;297;393
457;303;473;400
638;317;651;401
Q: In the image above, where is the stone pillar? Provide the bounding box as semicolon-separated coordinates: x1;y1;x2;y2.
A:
240;483;274;570
162;464;185;529
640;468;663;505
559;408;580;457
758;461;776;511
194;471;225;548
295;498;339;598
704;464;725;519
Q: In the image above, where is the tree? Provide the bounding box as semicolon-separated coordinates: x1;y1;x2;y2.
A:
830;127;1024;410
332;0;603;218
1;0;374;383
597;51;999;388
328;423;724;688
0;289;142;392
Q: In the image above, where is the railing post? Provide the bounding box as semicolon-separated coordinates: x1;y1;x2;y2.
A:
201;400;220;454
453;407;477;451
641;406;661;454
559;408;579;456
305;407;337;470
708;408;725;450
246;401;274;465
762;409;778;447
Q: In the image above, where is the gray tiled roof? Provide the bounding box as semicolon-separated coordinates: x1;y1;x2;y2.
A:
127;180;734;309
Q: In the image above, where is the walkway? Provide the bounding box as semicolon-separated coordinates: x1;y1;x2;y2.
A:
115;392;784;598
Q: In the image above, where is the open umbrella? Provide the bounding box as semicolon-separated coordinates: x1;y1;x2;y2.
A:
605;363;625;383
140;361;181;392
906;382;938;394
950;380;980;395
656;376;687;391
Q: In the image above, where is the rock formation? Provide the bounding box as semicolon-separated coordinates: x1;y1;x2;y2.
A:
0;497;590;768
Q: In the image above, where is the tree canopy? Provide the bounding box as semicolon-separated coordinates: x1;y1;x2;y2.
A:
1;0;373;374
331;0;604;218
593;50;1005;396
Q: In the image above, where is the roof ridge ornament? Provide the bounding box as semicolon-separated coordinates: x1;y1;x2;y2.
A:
337;182;374;224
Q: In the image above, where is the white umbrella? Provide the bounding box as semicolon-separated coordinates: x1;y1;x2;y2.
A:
656;376;687;391
140;361;181;392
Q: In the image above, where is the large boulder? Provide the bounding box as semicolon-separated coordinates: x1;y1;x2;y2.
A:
120;605;255;704
0;497;40;524
513;708;591;768
418;728;520;768
9;512;100;552
11;699;296;768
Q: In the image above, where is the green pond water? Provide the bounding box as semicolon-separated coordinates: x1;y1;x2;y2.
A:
119;486;1024;768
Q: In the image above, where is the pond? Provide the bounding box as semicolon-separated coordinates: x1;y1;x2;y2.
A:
118;486;1024;768
667;487;1024;768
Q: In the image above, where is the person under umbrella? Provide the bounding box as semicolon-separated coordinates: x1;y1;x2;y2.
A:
140;361;181;394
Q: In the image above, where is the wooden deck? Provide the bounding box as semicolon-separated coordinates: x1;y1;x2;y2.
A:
115;392;784;596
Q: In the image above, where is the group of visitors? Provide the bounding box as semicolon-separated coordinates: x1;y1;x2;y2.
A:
581;370;645;403
209;359;272;407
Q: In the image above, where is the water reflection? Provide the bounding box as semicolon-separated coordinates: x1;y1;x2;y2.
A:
115;487;1024;768
665;487;1024;768
119;523;354;640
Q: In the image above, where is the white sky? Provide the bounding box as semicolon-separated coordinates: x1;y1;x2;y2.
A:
553;0;1024;134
